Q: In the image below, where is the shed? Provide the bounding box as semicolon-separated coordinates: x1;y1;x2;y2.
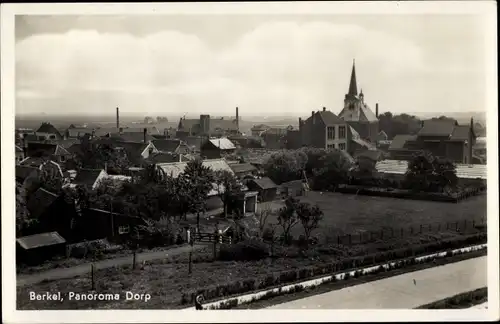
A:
247;177;278;202
16;232;67;265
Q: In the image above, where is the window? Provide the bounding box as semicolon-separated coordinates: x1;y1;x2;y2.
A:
59;155;66;162
327;127;335;140
49;135;56;139
118;225;130;235
339;126;346;139
327;144;335;150
339;143;346;151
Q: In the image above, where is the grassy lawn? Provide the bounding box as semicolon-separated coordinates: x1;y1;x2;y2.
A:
261;191;486;239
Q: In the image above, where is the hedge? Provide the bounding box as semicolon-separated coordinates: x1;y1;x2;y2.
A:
180;232;486;305
336;185;485;203
416;287;487;309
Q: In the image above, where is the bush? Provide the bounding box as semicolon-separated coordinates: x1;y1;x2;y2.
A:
218;239;270;261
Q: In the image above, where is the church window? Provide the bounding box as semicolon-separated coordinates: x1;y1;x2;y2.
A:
339;143;346;151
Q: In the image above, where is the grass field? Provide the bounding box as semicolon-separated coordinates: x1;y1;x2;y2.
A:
16;191;487;310
261;191;487;239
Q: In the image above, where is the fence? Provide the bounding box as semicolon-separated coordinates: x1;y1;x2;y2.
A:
329;218;486;246
192;232;232;245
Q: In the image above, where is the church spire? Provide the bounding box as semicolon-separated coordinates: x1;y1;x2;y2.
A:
348;59;358;96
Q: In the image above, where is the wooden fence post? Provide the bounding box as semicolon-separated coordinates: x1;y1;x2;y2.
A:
348;234;352;245
419;224;423;234
472;220;475;228
337;236;341;245
455;222;459;231
132;249;137;270
91;263;95;290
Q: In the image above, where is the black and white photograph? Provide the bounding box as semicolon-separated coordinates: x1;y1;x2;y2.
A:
1;1;498;323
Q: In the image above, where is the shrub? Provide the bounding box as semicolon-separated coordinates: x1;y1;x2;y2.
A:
218;239;270;261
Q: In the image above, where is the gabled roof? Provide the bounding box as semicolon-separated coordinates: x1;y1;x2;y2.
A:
67;128;92;138
36;123;60;135
418;120;457;137
73;169;106;187
152;139;181;152
67;143;82;155
389;135;417;150
449;125;472;141
318;110;345;125
145;152;182;164
349;126;376;150
27;187;59;219
206;138;236;150
229;163;257;174
114;141;151;165
249;177;277;190
26;142;70;157
51;139;80;149
17;232;66;250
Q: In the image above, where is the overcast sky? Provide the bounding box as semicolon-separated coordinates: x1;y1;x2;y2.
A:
15;14;488;117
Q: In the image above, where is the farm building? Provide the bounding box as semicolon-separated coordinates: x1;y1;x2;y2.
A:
247;177;278;202
16;232;67;265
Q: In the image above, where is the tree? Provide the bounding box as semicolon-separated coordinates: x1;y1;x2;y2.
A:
312;150;351;191
296;202;323;246
16;182;37;237
75;139;130;174
256;206;273;239
264;150;308;184
378;112;421;139
277;197;300;245
404;151;458;193
182;159;214;231
214;170;242;218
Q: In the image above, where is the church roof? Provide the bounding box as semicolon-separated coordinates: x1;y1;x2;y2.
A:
348;60;358;96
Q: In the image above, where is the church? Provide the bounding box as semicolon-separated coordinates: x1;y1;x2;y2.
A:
337;60;380;144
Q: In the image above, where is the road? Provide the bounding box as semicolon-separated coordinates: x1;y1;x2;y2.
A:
266;256;487;309
17;244;206;287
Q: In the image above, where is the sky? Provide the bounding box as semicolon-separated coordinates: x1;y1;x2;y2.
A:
15;14;488;118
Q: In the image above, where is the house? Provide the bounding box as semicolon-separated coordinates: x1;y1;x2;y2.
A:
65;127;92;139
200;138;236;159
25;142;72;164
337;61;380;143
50;139;80;149
261;128;288;149
177;107;241;137
247;177;278;202
388;119;476;164
79;208;147;242
72;169;108;190
108;129;155;143
285;130;302;150
250;124;271;136
16;232;67;265
228;135;264;149
34;122;63;141
152;139;190;154
114;141;159;167
19;159;65;180
229;163;258;179
279;180;305;197
25;187;78;240
298;107;349;151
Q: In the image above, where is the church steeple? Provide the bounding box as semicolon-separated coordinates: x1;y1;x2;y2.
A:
348;59;358;96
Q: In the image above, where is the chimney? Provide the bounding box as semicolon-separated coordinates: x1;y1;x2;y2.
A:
116;107;120;129
468;117;474;164
323;107;326;112
236;107;239;132
143;128;147;143
376;103;379;118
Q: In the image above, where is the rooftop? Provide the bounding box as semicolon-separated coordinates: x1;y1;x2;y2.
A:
17;232;66;250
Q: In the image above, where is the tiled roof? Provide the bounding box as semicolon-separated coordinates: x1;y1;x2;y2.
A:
250;177;277;190
157;158;234;179
375;159;487;179
450;125;471;141
67;128;91;138
27;187;59;219
184;136;204;152
389;135;417;150
349;126;376;150
67;143;82;155
73;169;105;187
207;138;236;150
17;232;66;250
418;120;457;137
145;152;182;164
152;139;181;152
230;163;257;174
36;123;60;134
360;104;379;122
114;141;150;164
317;110;345;125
